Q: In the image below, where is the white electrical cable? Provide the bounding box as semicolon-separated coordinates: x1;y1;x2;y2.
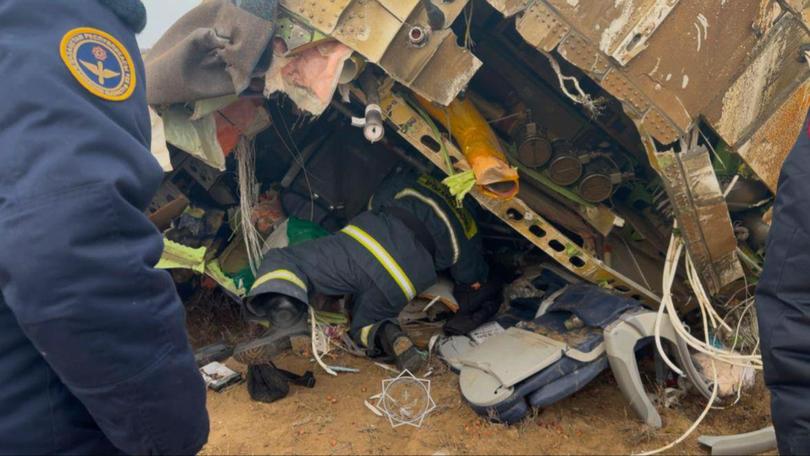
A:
634;360;719;456
310;306;337;376
658;228;762;369
639;221;764;454
540;50;605;117
722;174;740;198
235;139;265;275
653;231;686;377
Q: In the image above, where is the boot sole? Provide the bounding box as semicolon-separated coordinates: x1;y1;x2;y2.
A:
396;346;427;373
233;338;292;365
392;338;426;372
233;320;310;365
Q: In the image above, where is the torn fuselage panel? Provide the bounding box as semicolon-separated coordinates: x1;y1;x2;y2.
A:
501;0;809;155
654;142;743;294
279;0;481;105
493;0;807;296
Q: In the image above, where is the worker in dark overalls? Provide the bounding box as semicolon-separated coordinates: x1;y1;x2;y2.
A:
756;109;810;455
0;1;209;453
235;171;493;371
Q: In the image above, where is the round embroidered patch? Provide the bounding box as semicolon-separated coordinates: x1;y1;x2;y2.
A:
60;27;136;101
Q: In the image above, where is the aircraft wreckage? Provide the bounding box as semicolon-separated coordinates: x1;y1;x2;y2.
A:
143;0;808;451
146;0;809;306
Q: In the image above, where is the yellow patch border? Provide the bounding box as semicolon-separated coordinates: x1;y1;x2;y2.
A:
60;27;136;102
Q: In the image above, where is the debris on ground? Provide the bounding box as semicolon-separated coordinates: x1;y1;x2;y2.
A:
200;362;242;392
144;0;810;453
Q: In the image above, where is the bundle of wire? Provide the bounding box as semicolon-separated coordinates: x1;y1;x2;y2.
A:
636;222;761;455
236;138;265;275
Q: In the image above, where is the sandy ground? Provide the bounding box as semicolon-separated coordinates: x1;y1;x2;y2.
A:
187;292;774;455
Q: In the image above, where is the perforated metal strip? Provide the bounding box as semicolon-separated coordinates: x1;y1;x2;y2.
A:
380;90;660;306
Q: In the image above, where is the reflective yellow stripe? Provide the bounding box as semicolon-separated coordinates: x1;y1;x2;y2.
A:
360;324;374;347
395;188;460;265
253;269;308;292
341;225;416;301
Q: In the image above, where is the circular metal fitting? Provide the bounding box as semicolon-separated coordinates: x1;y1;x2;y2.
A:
578;172;614;203
517;134;552;168
408;25;430;47
548;153;583;186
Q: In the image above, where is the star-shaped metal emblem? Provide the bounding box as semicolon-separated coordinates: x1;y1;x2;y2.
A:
375;370;437;428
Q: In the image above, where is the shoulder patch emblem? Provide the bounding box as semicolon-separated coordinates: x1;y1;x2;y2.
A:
60;27;136;101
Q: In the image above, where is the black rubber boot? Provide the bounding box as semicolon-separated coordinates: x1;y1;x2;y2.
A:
233;294;309;365
378;323;426;373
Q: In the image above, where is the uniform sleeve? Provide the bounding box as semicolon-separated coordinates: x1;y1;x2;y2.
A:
450;201;489;285
0;185;211;455
449;244;490;286
0;4;209;453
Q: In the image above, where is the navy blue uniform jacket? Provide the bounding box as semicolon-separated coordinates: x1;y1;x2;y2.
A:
0;1;209;454
756;109;810;455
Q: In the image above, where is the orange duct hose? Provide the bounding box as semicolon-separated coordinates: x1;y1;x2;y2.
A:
416;94;519;200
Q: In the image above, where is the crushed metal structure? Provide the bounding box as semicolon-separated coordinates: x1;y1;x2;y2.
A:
150;0;809;307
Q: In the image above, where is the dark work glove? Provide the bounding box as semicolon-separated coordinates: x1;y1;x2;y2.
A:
247;362;315;404
453;279;504;316
445;279;504;335
247;363;289;403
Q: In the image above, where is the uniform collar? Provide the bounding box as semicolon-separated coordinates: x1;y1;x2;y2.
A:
97;0;147;33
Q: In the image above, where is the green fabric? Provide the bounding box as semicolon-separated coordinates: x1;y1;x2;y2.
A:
206;260;248;296
287;217;329;245
157;238;248;296
230;266;256;292
157;239;207;273
442;170;476;205
157;218;328;297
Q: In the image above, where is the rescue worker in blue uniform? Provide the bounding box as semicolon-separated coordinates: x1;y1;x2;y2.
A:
0;1;209;453
235;171;492;371
756;109;810;455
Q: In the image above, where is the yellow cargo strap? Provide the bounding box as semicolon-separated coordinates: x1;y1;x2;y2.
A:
341;225;416;301
253;269;308;292
395;188;460;265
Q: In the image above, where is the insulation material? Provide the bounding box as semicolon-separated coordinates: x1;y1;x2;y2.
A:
161;98;271;170
265;40;354;115
415;95;519;200
149;107;172;172
279;0;480;106
191;95;240;120
692;353;756;397
157;239;207;274
214;98;272;154
162;105;226;171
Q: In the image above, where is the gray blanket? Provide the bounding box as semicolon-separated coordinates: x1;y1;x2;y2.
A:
145;0;277;105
